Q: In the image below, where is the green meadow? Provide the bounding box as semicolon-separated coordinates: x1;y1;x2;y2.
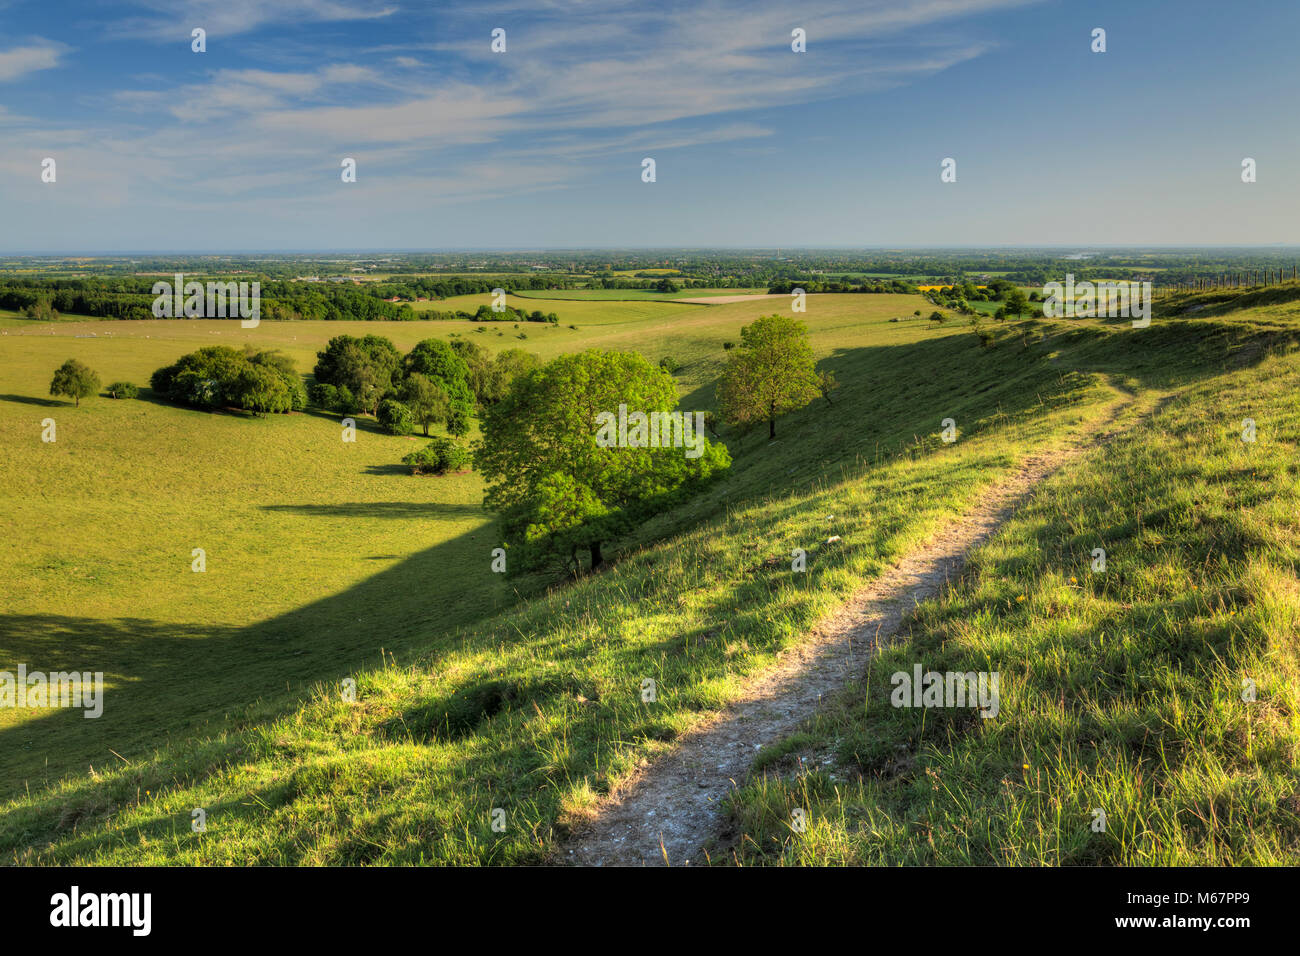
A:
1;287;1298;865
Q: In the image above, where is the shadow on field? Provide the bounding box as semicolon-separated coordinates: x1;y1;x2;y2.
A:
262;501;484;518
0;518;515;798
0;393;64;407
297;406;388;433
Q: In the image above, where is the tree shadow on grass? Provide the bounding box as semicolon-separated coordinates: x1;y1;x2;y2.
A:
261;501;485;519
0;393;64;407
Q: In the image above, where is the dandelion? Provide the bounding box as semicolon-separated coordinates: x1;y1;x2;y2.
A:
1016;595;1026;603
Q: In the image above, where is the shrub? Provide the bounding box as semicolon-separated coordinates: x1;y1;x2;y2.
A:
722;341;735;350
377;398;414;435
658;356;680;374
403;437;470;475
150;346;303;415
308;381;339;410
105;381;138;399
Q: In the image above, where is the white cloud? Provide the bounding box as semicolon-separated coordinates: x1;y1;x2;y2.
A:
0;40;65;82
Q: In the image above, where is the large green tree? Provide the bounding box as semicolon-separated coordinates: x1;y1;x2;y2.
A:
403;339;474;420
716;314;821;440
49;359;100;406
475;349;729;572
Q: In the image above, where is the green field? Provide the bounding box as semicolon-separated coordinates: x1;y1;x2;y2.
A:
2;288;1298;865
508;288;766;302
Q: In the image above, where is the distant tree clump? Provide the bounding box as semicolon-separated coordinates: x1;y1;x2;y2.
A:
25;298;60;322
105;381;139;399
476;349;730;574
312;334;402;415
403;437;470;475
150;346;305;415
49;359;100;406
716;314;821;440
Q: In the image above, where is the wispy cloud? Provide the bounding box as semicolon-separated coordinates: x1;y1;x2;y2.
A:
111;0;398;40
0;39;65;82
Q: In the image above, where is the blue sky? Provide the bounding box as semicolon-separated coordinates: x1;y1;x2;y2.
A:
0;0;1296;251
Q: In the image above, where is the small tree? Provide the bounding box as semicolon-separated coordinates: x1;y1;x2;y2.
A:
50;359;100;406
928;311;946;324
106;381;139;399
716;314;821;440
1004;287;1030;318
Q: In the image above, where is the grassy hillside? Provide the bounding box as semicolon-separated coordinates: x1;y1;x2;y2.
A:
2;291;1297;865
725;335;1300;864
